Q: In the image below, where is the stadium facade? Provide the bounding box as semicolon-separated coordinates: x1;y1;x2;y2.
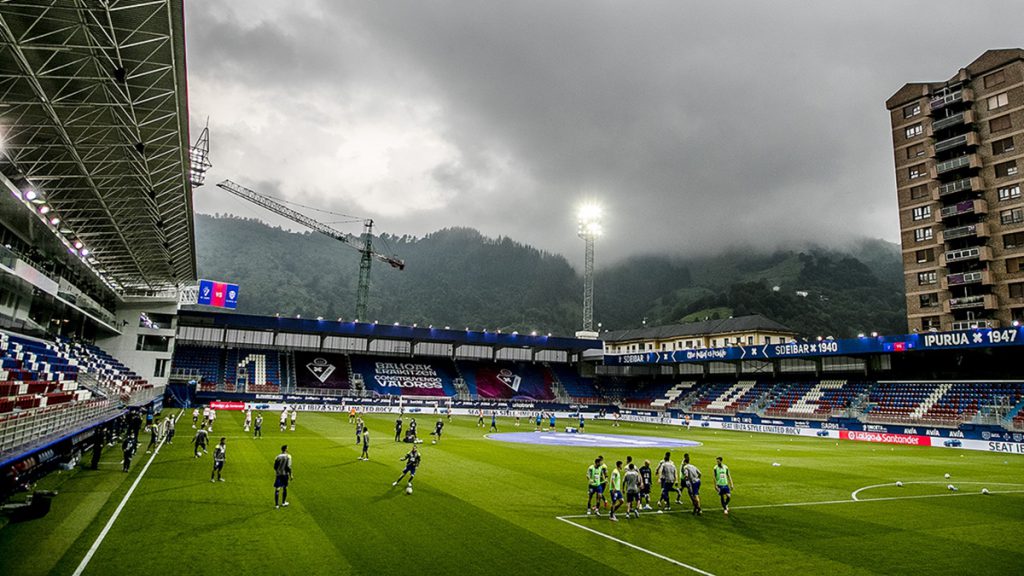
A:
887;49;1024;332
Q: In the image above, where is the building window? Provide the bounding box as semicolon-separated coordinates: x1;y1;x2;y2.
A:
990;115;1012;133
922;316;941;331
993;136;1015;156
154;358;169;378
918;271;937;285
999;185;1022;201
995;160;1018;178
913;227;933;242
916;248;934;263
984;69;1006;89
905;124;923;139
910;185;929;200
908;164;926;179
906;143;925;159
987;92;1009;110
903;103;921;118
1013;307;1024;324
919;293;940;308
1001;208;1024;226
911;206;932;221
1004;232;1024;249
1008;257;1024;274
1009;283;1024;299
136;335;171;352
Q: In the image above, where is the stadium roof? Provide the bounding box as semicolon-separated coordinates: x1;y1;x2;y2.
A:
0;0;195;294
602;314;796;343
179;310;604;353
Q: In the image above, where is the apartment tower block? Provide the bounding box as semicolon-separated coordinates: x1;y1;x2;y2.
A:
887;49;1024;331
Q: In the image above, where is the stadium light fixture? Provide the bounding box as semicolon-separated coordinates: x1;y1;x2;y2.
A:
1013;320;1020;327
296;314;301;319
24;190;37;201
531;331;537;336
80;249;89;256
576;202;603;333
871;331;879;337
38;205;50;215
73;240;83;249
49;217;60;226
393;322;399;326
316;316;323;321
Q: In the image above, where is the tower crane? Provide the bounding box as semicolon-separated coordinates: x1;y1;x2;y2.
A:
215;179;404;321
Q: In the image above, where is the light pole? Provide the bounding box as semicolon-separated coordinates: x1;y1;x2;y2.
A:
577;203;602;335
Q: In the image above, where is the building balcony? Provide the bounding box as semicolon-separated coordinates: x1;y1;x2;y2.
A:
931;132;979;154
939;199;987;219
942;270;993;289
932;154;981;177
950;319;997;330
944;294;998;313
941;245;992;265
940;222;988;242
928;110;975;135
935;176;982;198
929;88;974;113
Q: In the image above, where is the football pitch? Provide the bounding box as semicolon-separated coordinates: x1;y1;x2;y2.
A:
1;412;1023;575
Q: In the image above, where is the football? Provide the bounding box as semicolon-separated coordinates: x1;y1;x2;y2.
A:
944;473;951;479
406;486;413;495
947;484;956;491
982;488;990;495
895;481;903;487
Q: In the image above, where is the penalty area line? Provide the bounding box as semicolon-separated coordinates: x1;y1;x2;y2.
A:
556;516;716;576
71;411;181;576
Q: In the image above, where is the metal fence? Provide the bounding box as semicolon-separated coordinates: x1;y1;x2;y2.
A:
0;399;120;457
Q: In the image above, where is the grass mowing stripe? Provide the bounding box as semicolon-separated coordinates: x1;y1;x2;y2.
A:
556;516;717;575
71;411;180;576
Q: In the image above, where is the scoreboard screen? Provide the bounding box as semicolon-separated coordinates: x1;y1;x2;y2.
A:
197;279;239;309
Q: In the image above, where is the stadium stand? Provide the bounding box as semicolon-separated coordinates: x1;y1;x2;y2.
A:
763;380;870;419
171;345;224;389
456;360;553;401
225;348;281;393
54;337;153;400
688;381;749;414
0;332;85;413
354;355;458;397
858;381;1024;426
548;363;600;404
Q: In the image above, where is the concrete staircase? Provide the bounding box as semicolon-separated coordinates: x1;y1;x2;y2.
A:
652;382;693;409
910;382;953;419
706;381;755;412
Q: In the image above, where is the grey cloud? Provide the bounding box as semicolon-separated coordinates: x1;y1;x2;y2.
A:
187;0;1023;264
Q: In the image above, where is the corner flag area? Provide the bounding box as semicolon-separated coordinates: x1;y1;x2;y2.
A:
1;414;1021;575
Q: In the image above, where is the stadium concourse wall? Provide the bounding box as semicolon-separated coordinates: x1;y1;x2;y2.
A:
175;389;1024;457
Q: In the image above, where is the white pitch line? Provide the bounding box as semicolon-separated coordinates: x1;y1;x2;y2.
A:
556;516;716;576
851;481;1024;501
72;411;180;576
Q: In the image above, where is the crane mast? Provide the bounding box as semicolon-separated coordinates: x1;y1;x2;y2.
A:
215;179;404;320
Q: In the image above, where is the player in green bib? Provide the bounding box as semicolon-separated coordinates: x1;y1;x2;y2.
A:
713;456;734;515
586;458;607;516
608;460;625;521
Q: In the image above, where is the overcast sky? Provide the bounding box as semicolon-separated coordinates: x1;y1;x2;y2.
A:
185;1;1022;265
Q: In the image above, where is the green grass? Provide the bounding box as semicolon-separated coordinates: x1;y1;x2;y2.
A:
2;412;1023;575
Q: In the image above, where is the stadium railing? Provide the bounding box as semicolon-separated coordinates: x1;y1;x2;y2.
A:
0;398;118;457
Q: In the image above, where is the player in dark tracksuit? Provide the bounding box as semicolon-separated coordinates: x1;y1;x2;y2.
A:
122;436;137;472
359;429;370;461
392;446;421;487
394;417;403;442
432;419;444;443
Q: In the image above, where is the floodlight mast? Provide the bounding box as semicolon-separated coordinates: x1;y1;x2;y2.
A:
577;204;602;333
215;180;404;320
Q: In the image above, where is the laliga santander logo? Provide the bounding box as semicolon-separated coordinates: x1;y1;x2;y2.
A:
306;357;336;383
497;368;522;392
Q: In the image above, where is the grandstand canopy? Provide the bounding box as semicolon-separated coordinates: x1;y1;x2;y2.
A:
0;1;195;294
179;310;604;354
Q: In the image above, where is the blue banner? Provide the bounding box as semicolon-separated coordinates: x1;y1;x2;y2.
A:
603;327;1024;365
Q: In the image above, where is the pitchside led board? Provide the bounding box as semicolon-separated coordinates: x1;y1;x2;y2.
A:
197;279;239;310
